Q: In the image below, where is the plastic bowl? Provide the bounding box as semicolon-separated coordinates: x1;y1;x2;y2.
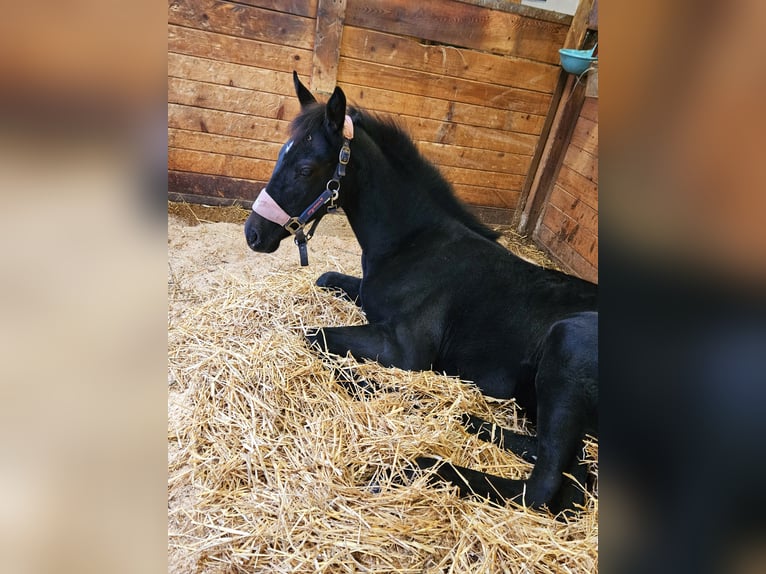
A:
559;48;597;75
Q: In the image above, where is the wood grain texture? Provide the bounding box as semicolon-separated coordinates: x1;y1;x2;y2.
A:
168;103;290;143
168;0;315;50
539;203;597;261
168;53;298;96
168;170;264;203
311;0;347;93
556;165;597;211
168;76;302;120
219;0;317;18
569;116;598;157
340;84;545;135
397;114;537;155
417;141;531;175
168;24;313;75
169;127;282;161
340;26;559;94
579;97;598;122
345;0;568;63
535;223;597;283
338;58;551;115
562;143;597;183
453;184;520;210
548;184;597;233
169;147;274;181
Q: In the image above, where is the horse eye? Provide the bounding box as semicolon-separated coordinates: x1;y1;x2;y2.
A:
305;135;312;142
298;166;313;177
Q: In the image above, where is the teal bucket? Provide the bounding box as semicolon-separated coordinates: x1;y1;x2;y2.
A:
559;44;597;75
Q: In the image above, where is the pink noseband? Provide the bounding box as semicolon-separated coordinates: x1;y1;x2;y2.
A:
251;188;291;226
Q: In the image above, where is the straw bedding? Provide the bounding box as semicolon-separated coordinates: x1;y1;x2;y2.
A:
168;205;598;573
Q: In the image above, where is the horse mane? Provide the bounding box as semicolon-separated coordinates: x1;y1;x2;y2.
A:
291;105;501;242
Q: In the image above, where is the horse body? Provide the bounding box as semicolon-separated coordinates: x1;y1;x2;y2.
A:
245;73;598;514
343;229;596;402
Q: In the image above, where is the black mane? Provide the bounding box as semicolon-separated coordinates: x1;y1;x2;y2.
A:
291;104;501;242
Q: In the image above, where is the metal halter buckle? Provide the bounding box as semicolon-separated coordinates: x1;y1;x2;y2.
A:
339;142;351;165
284;218;303;234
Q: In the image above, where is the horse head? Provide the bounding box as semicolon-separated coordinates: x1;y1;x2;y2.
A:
244;72;352;263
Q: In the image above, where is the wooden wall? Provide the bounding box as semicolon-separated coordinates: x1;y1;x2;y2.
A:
168;0;571;221
534;95;598;282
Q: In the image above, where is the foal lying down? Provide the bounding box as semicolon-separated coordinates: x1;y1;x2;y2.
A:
245;73;598;515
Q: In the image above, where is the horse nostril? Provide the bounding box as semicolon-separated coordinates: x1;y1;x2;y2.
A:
244;223;259;250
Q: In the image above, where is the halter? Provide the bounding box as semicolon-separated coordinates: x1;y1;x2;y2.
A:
252;115;354;266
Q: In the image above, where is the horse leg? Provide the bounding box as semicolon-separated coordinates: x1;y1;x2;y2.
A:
414;457;525;507
519;317;597;512
306;323;433;371
461;414;538;464
420;317;596;512
316;272;361;304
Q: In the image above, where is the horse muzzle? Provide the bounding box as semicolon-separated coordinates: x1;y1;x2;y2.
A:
244;212;282;253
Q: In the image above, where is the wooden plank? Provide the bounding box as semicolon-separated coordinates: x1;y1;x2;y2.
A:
398;114;538;155
221;0;317;17
169;127;281;161
169;191;256;208
169;147;274;181
465;205;514;226
168;103;290;143
562;144;598;183
563;0;595;50
580;97;598;122
168;52;298;95
556;165;598;211
168;0;315;50
168;24;313;75
417;141;531;175
539;203;598;266
588;0;599;30
439;165;524;191
338;58;551;115
341;84;545;135
457;0;571;25
569;116;598;156
585;66;598;98
168;76;302;120
535;224;598;283
340;26;559;94
512;72;568;230
547;184;598;234
344;0;568;64
517;74;586;232
168;170;264;203
311;0;347;94
453;184;520;210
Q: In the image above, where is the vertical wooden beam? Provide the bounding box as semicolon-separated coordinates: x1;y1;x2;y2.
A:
525;77;587;235
515;0;595;233
311;0;347;95
563;0;596;50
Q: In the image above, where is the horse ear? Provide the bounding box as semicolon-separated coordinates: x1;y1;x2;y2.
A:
293;71;316;108
325;86;347;135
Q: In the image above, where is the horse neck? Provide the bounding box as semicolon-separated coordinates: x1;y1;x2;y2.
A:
341;139;439;258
